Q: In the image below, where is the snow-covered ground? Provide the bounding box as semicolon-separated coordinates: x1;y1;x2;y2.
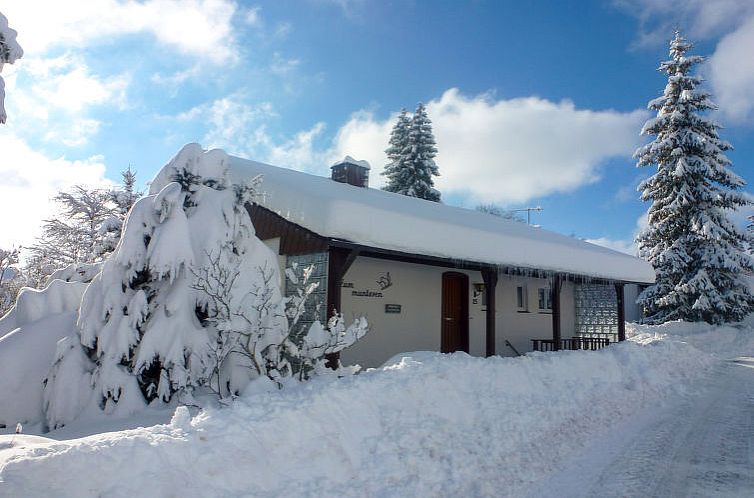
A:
2;320;751;497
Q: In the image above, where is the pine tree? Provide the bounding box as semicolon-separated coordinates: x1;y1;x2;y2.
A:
636;31;754;325
382;103;441;202
382;108;410;187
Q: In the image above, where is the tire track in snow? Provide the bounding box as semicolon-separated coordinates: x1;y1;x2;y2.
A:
531;359;754;498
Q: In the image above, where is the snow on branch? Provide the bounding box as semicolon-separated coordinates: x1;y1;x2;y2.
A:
0;12;23;124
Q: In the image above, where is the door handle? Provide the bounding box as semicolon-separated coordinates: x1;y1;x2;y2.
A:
444;317;453;321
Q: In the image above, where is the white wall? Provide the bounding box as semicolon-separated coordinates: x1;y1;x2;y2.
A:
259;240;588;367
262;237;286;281
338;257;489;368
624;283;643;323
337;257;576;367
492;275;575;357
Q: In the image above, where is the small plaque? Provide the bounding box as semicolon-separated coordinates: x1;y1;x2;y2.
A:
385;304;402;314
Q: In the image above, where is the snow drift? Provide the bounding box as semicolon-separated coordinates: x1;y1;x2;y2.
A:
1;143;367;432
0;330;718;497
0;280;87;428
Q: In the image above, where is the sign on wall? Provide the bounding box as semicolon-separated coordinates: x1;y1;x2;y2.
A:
385;304;402;314
343;271;395;299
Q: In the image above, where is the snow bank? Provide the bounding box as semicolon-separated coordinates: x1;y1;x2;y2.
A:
0;280;86;428
0;333;716;497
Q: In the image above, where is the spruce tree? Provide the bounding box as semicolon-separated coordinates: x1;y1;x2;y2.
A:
382;103;441;202
636;31;754;325
382;108;410;188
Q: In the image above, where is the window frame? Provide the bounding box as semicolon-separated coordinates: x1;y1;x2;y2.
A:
516;285;528;312
538;287;553;312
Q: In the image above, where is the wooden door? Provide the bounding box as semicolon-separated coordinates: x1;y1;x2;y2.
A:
441;272;469;353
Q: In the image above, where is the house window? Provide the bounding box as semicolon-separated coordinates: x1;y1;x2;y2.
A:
538;287;552;311
516;285;528;311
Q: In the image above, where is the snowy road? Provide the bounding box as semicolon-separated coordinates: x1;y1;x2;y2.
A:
532;357;754;498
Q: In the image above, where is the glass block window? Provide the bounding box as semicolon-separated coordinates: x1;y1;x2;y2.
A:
284;252;329;330
575;284;618;341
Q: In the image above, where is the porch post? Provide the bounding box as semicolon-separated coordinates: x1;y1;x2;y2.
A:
615;283;626;342
482;269;498;357
552;273;562;350
325;246;358;368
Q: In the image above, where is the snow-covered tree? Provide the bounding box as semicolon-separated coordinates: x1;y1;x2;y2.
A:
95;167;143;259
382;108;411;189
382;103;441;202
636;31;754;325
25;186;114;283
0;247;22;316
0;12;23;124
26;173;143;286
43;144;368;428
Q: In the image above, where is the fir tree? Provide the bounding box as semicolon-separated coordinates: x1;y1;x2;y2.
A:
382;103;441;202
636;31;754;325
382;108;410;187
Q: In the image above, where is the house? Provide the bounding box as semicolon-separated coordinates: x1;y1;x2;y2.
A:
228;156;655;368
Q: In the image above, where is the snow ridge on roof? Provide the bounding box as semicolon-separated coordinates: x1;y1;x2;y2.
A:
228;156;655;284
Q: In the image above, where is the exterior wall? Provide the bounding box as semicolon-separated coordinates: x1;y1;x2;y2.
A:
337;257;487;368
262;237;286;283
624;283;643;323
338;257;577;367
258;238;598;368
492;275;575;357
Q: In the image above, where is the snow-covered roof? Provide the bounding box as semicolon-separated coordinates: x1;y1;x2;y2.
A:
228;156;655;284
332;155;371;170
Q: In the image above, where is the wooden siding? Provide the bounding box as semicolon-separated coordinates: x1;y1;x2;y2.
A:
246;203;328;256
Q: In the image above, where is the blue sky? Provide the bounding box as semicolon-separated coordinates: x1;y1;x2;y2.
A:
2;0;754;253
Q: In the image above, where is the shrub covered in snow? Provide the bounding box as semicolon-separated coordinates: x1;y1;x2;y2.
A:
41;144;368;429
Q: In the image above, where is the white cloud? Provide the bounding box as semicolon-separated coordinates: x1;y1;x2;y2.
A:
0;133;111;248
244;6;263;27
4;54;129;146
270;53;300;76
584;237;637;256
614;0;754;46
2;0;240;64
709;18;754;122
585;213;648;256
331;89;647;204
616;0;754;122
265;122;328;168
196;97;277;149
184;89;646;205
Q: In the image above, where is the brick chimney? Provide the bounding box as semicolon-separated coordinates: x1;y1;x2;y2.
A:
330;156;370;188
